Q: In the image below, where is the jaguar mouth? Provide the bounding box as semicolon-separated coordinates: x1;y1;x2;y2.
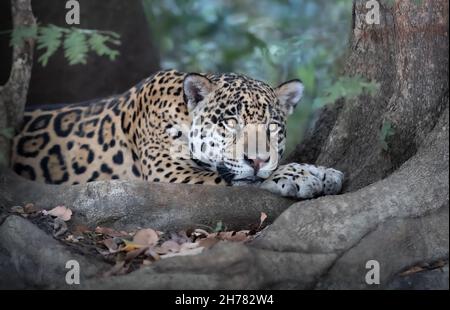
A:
217;164;264;184
233;176;264;183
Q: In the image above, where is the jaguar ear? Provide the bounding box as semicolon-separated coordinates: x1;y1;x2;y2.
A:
183;73;214;111
275;79;304;115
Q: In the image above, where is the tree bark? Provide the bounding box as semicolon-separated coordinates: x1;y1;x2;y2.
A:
287;0;449;192
0;168;293;231
0;0;35;166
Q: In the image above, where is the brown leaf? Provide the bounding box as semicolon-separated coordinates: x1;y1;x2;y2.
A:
102;238;121;253
400;266;425;276
160;242;204;259
260;212;268;227
160;240;181;253
153;246;169;255
400;260;447;276
72;225;91;236
198;236;220;249
10;206;24;214
217;230;249;242
23;203;40;214
133;228;159;246
170;231;191;244
125;247;148;262
44;206;72;221
145;247;161;261
181;242;201;250
120;239;148;252
431;260;446;269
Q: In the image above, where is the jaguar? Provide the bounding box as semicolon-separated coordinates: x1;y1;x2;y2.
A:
12;69;343;199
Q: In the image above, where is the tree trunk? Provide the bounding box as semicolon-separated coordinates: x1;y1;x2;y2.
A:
288;0;449;192
0;0;35;167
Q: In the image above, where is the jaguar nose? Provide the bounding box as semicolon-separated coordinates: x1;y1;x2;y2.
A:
244;155;270;174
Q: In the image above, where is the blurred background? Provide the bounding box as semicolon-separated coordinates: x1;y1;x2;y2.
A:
0;0;354;153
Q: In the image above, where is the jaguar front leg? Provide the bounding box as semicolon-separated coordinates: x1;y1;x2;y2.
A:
260;163;344;199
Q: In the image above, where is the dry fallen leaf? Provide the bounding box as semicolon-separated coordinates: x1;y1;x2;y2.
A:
218;230;249;242
44;206;72;221
260;212;268;227
10;206;24;214
120;239;148;252
102;238;122;253
160;240;181;253
160;243;204;259
400;260;447;276
145;247;161;261
133;228;159;246
170;231;191;244
125;247;148;262
198;236;220;249
72;225;91;236
24;203;40;214
400;266;425;276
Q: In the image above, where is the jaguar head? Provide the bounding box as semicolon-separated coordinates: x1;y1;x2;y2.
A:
183;72;304;184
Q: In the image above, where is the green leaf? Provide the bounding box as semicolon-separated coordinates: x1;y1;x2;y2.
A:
88;33;120;61
37;25;63;66
298;64;316;94
379;120;395;151
10;25;37;47
214;220;224;232
63;29;88;65
0;127;15;139
313;76;380;108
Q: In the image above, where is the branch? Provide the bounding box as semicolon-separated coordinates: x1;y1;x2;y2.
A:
0;169;294;231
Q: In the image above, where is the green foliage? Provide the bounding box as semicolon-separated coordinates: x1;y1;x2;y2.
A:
63;29;89;65
313;76;380;108
88;32;120;61
37;25;63;66
10;25;121;66
379;121;395;151
142;0;379;152
213;220;224;233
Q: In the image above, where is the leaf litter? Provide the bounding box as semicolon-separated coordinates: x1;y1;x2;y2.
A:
9;204;269;277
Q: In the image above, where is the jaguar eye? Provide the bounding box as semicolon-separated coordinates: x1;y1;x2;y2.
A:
225;118;238;129
268;122;279;132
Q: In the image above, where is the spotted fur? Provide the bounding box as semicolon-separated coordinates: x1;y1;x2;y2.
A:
12;70;343;199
